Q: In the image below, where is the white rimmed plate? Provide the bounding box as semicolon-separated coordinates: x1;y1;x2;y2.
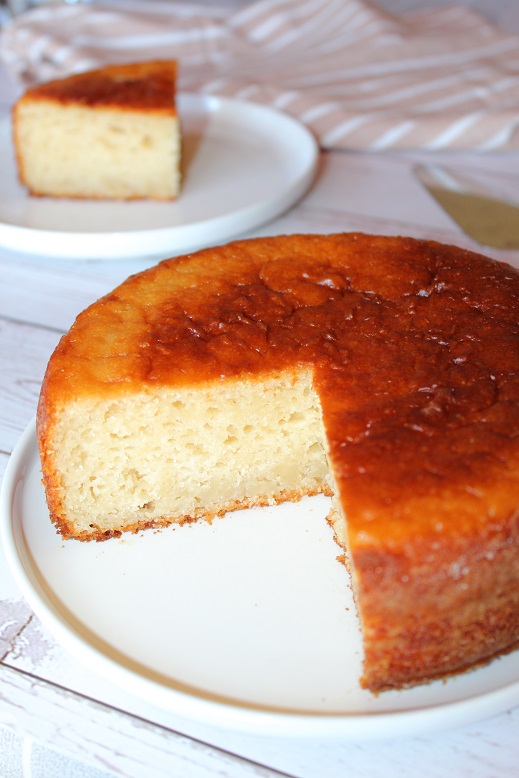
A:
1;419;519;739
0;94;318;260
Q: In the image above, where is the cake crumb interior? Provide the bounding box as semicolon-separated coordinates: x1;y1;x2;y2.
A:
52;369;336;538
15;102;180;199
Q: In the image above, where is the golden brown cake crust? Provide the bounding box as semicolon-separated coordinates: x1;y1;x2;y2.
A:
37;233;519;692
16;60;178;113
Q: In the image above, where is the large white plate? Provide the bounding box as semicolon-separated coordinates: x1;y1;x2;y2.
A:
0;94;318;260
2;420;519;739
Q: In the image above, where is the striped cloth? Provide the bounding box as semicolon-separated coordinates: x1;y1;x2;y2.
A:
2;0;519;150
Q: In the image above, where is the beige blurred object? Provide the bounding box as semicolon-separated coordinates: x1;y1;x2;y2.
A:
415;164;519;250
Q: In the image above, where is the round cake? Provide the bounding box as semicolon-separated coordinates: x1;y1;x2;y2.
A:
37;232;519;692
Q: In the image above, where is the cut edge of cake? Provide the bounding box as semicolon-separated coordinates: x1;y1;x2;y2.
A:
39;367;334;541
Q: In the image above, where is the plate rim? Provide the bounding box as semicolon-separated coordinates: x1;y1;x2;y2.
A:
0;93;319;260
2;418;519;740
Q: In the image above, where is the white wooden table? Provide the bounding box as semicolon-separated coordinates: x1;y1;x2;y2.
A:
1;2;519;775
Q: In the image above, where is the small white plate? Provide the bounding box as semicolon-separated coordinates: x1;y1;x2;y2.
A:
2;420;519;739
0;94;318;260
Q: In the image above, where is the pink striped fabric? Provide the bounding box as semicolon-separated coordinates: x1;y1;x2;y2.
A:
2;0;519;150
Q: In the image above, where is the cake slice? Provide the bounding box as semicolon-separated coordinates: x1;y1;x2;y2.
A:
12;60;181;200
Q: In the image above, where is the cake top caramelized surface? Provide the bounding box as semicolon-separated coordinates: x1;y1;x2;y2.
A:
18;60;177;112
39;233;519;550
46;232;519;387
